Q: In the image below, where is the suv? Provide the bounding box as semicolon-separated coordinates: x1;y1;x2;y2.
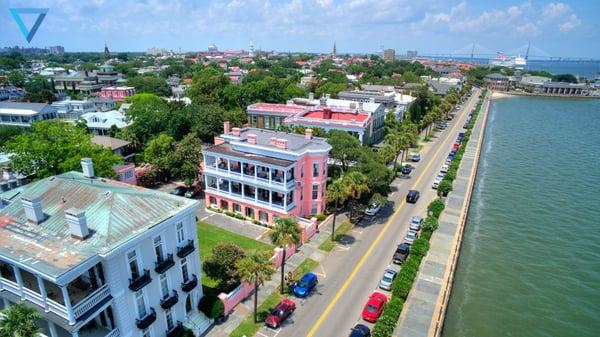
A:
393;243;410;264
406;190;420;203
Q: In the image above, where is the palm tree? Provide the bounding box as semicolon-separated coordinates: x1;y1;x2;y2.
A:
0;303;40;337
384;131;403;168
269;217;302;294
327;178;349;242
237;250;275;323
343;171;369;224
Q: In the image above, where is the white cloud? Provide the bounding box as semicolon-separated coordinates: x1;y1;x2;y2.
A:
542;2;570;20
559;14;581;32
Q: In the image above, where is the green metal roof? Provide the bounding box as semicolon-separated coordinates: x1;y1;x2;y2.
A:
0;171;196;280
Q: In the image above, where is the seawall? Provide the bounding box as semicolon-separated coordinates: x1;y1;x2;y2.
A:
392;89;492;337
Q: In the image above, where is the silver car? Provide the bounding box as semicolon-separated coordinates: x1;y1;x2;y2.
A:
404;230;418;245
409;216;423;231
379;269;397;291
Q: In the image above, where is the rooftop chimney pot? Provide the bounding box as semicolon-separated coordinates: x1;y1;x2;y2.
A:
21;196;45;224
247;134;257;144
305;129;313;140
223;121;231;134
81;158;95;178
65;208;90;240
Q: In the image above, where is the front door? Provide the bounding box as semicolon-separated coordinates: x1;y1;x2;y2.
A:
185;294;192;315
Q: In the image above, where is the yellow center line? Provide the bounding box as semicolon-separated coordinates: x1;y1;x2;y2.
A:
306;92;477;337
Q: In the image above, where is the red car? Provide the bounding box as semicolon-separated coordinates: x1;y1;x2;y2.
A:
361;292;388;323
265;299;296;329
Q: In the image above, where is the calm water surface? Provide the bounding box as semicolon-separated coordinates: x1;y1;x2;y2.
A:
443;96;600;337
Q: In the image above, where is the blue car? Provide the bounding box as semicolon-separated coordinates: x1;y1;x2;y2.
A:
293;272;318;297
411;153;421;162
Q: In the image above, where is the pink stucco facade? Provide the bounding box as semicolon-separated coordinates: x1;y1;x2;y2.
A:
202;123;331;225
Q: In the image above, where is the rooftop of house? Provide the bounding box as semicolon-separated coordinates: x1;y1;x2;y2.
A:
80;110;129;129
0;102;55;116
91;135;131;150
247;103;307;116
0;171;196;280
204;143;294;167
221;127;331;155
485;73;509;80
338;91;396;101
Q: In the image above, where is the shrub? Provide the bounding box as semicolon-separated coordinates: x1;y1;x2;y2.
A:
198;294;225;319
427;199;445;219
445;167;457;181
371;297;405;337
314;214;326;222
421;230;433;241
202;243;245;292
411;238;430;257
422;216;439;233
437;180;453;196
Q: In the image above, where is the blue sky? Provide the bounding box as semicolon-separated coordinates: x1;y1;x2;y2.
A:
1;0;598;58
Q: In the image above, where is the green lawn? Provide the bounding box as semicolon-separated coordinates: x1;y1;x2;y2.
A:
197;221;274;292
318;220;354;252
229;258;318;337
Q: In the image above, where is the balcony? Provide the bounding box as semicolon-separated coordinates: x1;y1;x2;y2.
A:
154;254;175;274
129;270;152;291
136;307;156;330
181;274;198;292
177;240;195;258
160;290;179;310
166;321;184;337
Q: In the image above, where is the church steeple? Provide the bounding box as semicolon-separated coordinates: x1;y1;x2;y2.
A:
104;42;110;60
332;41;336;58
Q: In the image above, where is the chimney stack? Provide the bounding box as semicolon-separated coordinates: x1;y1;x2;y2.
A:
21;196;45;224
309;92;314;100
275;139;288;149
81;158;95;178
305;129;313;140
65;208;90;240
223;121;231;134
270;137;277;146
369;97;375;103
358;102;363;110
232;127;241;136
247;134;257;144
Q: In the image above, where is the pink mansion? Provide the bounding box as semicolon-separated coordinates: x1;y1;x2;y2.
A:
202;122;331;224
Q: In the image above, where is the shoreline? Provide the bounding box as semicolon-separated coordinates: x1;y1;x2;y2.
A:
429;91;492;337
492;90;600;100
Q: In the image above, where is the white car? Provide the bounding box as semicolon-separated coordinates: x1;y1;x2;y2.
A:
365;203;381;216
379;269;398;291
404;230;418;245
432;174;445;189
440;164;449;173
409;216;423;231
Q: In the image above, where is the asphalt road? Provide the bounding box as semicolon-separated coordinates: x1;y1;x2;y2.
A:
255;88;481;337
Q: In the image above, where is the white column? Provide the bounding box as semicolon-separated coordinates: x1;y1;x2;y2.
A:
228;181;231;194
61;286;76;325
72;331;79;337
284;193;288;209
36;275;49;312
227;159;231;175
12;266;24;298
269;190;272;206
242;184;245;199
268;167;272;184
284;171;287;184
48;321;59;337
255;166;258;180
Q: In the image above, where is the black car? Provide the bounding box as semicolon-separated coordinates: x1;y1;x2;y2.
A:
393;243;411;264
169;186;187;196
349;324;371;337
401;165;412;175
406;190;420;203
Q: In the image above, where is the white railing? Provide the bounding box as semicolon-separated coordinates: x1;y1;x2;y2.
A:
104;328;120;337
47;298;68;317
0;278;20;294
22;288;45;307
72;283;111;319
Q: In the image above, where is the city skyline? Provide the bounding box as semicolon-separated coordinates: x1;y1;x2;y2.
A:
1;0;599;58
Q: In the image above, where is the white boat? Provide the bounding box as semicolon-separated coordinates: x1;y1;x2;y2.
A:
490;52;527;69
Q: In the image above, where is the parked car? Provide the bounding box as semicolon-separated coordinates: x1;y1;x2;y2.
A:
365;203;381;216
463;123;469;129
293;272;318;297
379;269;398;291
411;153;421;162
404;230;418;245
432;174;445;189
409;216;423;231
406;190;420;203
362;292;388;322
440;164;449;173
401;165;412;175
453;143;460;151
349;324;371;337
393;243;410;264
265;299;296;329
446;156;453;164
450;149;457;156
169;186;187;196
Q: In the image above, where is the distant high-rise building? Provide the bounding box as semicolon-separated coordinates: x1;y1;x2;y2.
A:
147;47;167;56
48;45;65;55
249;41;255;57
208;44;218;52
104;42;110;60
383;48;396;61
407;50;418;58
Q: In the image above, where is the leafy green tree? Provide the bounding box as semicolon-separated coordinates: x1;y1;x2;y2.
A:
202;243;246;292
0;303;40;337
0;126;25;144
7;71;25;87
143;133;176;176
269;217;302;294
315;82;347;98
343;171;370;223
124;93;171;145
1;120;122;179
171;133;203;187
189;104;228;142
237;250;275;323
327;178;349;241
79;62;97;72
0;52;26;69
126;75;171;97
327;130;362;173
552;73;578;83
283;83;307;100
187;67;230;105
24;76;55;103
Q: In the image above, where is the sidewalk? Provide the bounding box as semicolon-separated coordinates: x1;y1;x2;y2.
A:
203;218;334;337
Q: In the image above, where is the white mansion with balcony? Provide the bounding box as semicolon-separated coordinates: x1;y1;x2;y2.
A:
0;159;210;337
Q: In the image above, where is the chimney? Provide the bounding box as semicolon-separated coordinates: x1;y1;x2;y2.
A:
81;158;95;178
275;139;288;149
231;127;241;136
286;100;294;106
309;92;314;100
358;102;363;110
21;196;45;224
349;102;357;109
369;97;376;103
270;137;277;146
223;121;231;134
65;208;90;240
325;94;331;99
319;96;327;106
305;129;313;140
247;134;257;144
